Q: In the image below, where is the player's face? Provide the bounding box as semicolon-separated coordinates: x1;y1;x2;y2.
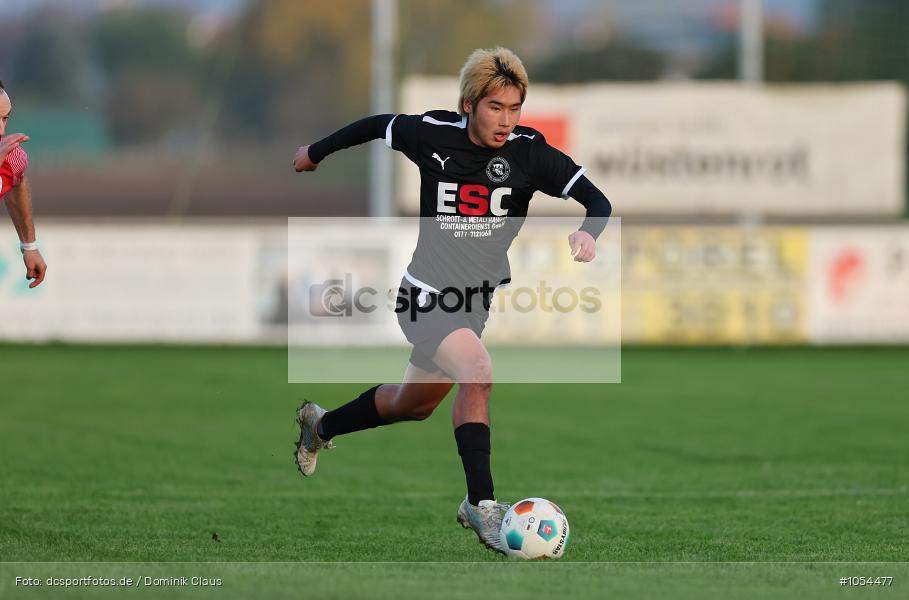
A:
465;84;522;149
0;91;11;138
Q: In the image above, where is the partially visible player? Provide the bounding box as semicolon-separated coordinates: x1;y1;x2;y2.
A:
0;80;46;288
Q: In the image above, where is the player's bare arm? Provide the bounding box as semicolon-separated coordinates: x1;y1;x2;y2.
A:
1;81;46;287
4;175;47;288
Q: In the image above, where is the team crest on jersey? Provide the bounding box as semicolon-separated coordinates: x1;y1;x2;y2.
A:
486;156;510;183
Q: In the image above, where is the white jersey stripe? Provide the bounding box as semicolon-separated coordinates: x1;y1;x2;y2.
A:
385;115;398;148
422;115;467;129
561;167;587;199
403;269;510;296
404;270;441;294
404;270;442;308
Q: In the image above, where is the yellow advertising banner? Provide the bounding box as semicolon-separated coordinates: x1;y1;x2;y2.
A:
622;227;809;344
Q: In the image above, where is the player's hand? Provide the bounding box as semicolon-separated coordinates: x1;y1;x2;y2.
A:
568;230;596;263
0;133;29;163
293;145;319;172
23;249;47;288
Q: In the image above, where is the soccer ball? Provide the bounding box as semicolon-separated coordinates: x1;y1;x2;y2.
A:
499;498;570;559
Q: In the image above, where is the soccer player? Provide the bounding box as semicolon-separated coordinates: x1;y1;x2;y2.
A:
292;48;611;553
0;80;46;288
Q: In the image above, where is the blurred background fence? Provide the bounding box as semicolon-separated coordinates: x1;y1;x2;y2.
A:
1;0;907;345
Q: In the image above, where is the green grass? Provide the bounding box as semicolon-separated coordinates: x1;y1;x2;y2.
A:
0;345;907;598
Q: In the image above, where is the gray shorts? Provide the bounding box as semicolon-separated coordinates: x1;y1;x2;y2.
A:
395;277;491;373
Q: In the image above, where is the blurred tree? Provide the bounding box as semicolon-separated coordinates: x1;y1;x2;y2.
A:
699;33;822;81
528;39;664;83
699;0;909;83
398;0;530;79
217;0;372;139
216;0;531;138
11;8;92;105
95;8;202;76
812;0;909;81
93;8;206;144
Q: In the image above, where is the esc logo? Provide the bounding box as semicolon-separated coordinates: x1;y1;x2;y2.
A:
436;182;511;217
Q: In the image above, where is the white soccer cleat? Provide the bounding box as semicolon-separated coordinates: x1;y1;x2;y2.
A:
294;400;335;477
457;495;511;554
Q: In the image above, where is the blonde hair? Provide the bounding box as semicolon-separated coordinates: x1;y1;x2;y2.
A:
458;47;528;116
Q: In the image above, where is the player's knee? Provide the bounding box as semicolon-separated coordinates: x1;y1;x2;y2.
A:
462;356;493;385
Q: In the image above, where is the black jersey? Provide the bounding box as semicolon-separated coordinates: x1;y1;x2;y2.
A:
387;110;587;292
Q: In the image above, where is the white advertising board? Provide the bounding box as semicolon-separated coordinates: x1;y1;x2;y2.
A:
400;78;906;217
3;222;908;346
809;227;909;343
0;224;259;342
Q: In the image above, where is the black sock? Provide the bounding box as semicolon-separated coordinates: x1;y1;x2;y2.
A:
319;385;386;440
454;423;494;505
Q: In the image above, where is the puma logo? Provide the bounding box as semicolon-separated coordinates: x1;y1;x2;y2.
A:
432;152;450;170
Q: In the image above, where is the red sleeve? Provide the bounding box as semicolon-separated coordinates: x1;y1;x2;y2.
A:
0;146;28;197
0;159;12;197
7;145;28;184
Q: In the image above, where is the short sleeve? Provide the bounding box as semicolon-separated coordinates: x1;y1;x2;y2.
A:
387;114;422;163
530;134;586;199
0;146;28;196
6;145;28;185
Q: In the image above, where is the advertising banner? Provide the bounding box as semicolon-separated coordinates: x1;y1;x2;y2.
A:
3;222;908;347
622;226;810;344
0;224;259;342
400;78;906;216
809;227;909;343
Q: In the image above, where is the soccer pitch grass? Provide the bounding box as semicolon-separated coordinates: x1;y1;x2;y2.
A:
1;344;907;599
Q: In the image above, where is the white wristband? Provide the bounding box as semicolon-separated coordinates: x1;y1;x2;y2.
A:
20;241;39;253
